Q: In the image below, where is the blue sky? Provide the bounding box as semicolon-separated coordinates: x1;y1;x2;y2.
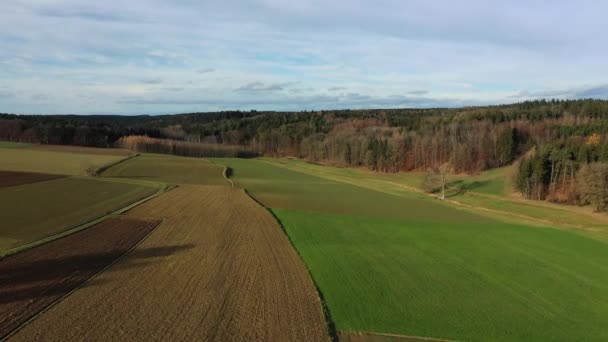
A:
1;0;607;114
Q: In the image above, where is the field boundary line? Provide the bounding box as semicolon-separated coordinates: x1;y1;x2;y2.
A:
340;331;459;342
1;218;164;342
241;188;336;341
0;184;173;259
208;159;234;187
94;152;140;176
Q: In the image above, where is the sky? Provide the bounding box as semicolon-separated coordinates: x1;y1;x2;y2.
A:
1;0;608;114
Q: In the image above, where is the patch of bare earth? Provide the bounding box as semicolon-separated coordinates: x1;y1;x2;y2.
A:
0;216;160;339
9;185;329;342
0;171;65;188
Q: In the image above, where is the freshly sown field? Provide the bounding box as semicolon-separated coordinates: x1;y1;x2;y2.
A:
0;177;158;251
262;158;608;240
9;186;329;341
0;171;64;188
217;158;608;342
0;216;159;339
0;144;132;176
101;153;228;185
214;158;479;222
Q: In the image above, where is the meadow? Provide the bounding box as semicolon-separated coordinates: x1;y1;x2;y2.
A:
101;153;228;185
0;143;132;176
263;158;608;241
217;157;608;341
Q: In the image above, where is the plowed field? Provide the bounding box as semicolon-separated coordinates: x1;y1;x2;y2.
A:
9;186;328;341
0;216;159;339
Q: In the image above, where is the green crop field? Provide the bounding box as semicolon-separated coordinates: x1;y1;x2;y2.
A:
0;144;130;176
217;157;608;341
0;141;31;149
0;177;158;251
260;158;608;240
102;153;228;186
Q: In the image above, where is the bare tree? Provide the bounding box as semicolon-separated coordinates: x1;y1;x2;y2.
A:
422;162;453;200
438;162;454;200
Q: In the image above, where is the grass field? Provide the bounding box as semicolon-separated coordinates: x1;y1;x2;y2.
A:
262;158;608;241
101;153;228;185
217;157;608;341
0;144;131;176
0;177;158;251
0;141;31;149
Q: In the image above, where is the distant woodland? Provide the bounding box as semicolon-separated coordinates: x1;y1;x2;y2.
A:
2;99;608;210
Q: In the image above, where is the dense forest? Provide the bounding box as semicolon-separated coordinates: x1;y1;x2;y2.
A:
2;99;608;210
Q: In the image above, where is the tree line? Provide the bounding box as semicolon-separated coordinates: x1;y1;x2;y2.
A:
2;99;608;210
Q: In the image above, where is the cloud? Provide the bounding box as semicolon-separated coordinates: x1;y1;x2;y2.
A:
575;85;608;98
407;90;429;95
328;86;346;92
0;91;14;99
34;4;134;23
119;91;461;111
197;68;215;74
511;84;608;100
30;93;50;101
140;78;164;84
235;81;298;92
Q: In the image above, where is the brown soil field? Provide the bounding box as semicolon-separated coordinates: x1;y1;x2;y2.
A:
0;216;160;339
9;185;329;342
0;171;64;188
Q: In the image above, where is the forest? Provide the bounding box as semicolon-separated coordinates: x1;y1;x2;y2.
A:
2;99;608;210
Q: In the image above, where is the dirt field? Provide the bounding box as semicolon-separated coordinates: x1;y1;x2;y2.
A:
0;216;159;339
0;171;64;188
9;186;329;341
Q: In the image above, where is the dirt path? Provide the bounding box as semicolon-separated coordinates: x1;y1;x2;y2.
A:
0;216;159;339
9;186;328;341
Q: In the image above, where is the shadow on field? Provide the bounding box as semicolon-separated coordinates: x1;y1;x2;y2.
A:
0;244;194;305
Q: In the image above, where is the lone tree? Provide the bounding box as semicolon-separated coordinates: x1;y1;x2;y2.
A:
422;162;453;200
577;163;608;212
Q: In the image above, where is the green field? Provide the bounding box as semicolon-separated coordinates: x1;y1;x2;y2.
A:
0;145;130;176
0;177;158;251
261;158;608;240
102;153;228;185
217;157;608;341
0;141;31;149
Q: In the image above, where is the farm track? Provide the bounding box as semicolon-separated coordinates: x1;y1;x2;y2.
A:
0;216;160;339
0;171;64;188
339;332;456;342
9;185;329;341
